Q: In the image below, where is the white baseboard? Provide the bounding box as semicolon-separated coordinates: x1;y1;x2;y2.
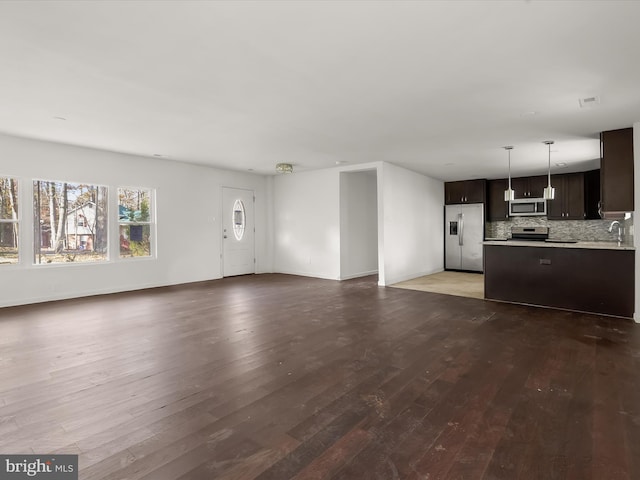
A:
379;267;444;286
339;269;378;281
273;269;339;281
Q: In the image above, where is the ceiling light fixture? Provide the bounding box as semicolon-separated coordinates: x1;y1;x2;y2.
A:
503;146;515;201
275;163;293;174
543;140;555;200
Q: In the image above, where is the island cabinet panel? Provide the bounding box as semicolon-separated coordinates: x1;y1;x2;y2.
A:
484;245;634;318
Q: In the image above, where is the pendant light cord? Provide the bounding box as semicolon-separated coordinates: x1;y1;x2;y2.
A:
508;148;512;191
503;146;514;201
545;140;554;188
548;142;552;187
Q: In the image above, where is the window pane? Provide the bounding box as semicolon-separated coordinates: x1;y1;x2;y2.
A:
118;187;153;259
0;177;19;265
120;224;151;257
33;180;108;264
0;223;18;265
0;177;18;220
118;188;151;222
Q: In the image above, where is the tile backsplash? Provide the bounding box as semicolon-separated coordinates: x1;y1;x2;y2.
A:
486;214;634;244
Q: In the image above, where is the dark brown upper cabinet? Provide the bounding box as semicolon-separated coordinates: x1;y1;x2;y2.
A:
444;179;486;204
584;169;601;220
600;127;634;213
511;175;548;199
487;178;509;221
547;172;585;220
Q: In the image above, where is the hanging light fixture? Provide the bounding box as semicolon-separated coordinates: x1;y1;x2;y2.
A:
503;146;515;201
543;141;555;200
275;163;293;174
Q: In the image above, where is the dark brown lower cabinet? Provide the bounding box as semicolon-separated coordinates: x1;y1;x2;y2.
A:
484;245;634;318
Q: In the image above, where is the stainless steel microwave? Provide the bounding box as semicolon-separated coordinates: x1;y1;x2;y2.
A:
509;198;547;216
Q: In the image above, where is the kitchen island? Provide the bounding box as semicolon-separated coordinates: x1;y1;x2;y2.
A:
483;240;634;318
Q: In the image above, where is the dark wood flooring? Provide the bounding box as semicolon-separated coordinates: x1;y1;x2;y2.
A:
1;274;639;479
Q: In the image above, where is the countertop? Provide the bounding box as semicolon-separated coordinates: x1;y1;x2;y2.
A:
483;239;635;251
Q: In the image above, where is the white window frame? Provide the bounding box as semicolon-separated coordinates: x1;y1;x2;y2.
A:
32;178;109;265
0;176;19;266
117;187;156;260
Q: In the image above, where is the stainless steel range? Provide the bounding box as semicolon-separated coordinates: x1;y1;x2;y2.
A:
510;226;549;241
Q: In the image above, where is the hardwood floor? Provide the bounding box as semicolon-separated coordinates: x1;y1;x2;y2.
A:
1;274;639;479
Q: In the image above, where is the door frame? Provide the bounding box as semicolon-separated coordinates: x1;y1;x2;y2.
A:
221;186;256;277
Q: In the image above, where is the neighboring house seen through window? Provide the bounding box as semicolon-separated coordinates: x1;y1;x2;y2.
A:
118;187;154;258
33;180;108;264
0;177;19;265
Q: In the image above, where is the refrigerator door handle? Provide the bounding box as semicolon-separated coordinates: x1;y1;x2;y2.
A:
458;213;464;246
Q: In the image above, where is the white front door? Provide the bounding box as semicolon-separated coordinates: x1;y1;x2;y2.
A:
222;187;255;277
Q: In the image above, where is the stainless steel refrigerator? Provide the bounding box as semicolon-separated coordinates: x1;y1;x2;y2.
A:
445;203;484;272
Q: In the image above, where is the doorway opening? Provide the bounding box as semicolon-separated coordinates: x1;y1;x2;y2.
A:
339;170;379;281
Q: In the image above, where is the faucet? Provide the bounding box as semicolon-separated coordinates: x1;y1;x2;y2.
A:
608;220;623;244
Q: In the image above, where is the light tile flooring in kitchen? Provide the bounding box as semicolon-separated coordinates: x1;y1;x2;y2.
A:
391;271;484;299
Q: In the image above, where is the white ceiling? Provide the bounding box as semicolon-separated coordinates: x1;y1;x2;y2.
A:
0;0;639;181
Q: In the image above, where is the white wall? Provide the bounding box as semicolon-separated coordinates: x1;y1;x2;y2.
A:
339;170;378;280
273;161;443;285
0;133;271;307
273;168;341;279
378;162;444;285
1;133;444;307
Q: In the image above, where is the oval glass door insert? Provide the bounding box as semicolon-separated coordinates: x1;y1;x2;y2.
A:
233;199;246;240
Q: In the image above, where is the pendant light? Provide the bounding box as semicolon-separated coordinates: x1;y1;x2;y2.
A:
543;140;555;200
503;146;515;201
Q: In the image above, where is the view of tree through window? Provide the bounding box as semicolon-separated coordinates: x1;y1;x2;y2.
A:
0;177;19;265
118;188;153;258
33;180;108;264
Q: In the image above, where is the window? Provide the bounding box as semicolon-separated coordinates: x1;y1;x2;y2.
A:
0;177;19;265
118;188;153;258
33;180;108;264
